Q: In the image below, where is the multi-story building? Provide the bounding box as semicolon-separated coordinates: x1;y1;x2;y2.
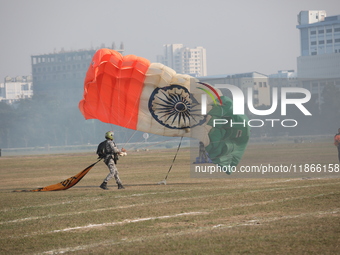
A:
296;10;340;97
268;70;298;88
31;43;124;105
0;76;33;104
158;44;207;77
198;72;270;107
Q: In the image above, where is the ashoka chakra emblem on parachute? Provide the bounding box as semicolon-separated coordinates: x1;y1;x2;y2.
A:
148;85;191;129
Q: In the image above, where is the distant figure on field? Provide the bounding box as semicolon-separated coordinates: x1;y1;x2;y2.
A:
334;128;340;163
98;131;126;190
199;141;209;163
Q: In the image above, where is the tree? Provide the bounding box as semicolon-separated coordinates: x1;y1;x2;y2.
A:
321;84;340;133
0;101;15;148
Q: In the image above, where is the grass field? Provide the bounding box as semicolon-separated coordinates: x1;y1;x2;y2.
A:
0;141;339;254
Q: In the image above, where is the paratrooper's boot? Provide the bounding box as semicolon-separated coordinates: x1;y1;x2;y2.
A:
100;182;109;190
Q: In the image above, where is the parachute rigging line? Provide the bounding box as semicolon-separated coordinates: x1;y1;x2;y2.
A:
158;136;183;185
122;130;138;149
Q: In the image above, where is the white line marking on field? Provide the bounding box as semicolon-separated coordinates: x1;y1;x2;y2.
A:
2;182;339;225
16;211;206;240
0;197;103;213
0;189;190;213
37;208;339;255
51;211;207;233
4;178;336;213
217;192;338;212
5;190;337;241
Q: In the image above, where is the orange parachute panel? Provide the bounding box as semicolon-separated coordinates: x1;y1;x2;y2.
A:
79;49;151;130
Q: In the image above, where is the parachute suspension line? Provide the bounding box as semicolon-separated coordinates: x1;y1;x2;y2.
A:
158;136;183;185
122;130;138;149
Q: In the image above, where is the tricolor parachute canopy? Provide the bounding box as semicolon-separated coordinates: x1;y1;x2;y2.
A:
79;49;250;169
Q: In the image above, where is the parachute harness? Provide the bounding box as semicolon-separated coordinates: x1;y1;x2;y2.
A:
158;136;183;185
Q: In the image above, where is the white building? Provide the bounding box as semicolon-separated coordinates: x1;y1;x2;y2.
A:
0;76;33;104
296;10;340;106
31;43;124;105
268;70;298;88
296;10;340;81
158;44;207;77
198;72;270;107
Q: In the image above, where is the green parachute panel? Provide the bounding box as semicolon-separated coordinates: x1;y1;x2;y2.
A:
205;96;250;173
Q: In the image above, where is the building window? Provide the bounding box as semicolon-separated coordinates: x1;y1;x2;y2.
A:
311;41;316;45
21;84;29;90
311;52;317;55
334;27;340;32
335;38;340;43
319;40;325;45
327;39;333;44
326;28;332;33
310;30;316;35
318;29;324;34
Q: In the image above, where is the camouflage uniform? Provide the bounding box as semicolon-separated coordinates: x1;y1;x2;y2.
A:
100;139;124;190
199;142;208;163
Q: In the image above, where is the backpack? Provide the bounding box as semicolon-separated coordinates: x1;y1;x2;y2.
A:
96;140;119;163
96;140;108;159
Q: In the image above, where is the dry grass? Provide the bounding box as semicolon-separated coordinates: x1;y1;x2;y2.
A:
0;142;339;254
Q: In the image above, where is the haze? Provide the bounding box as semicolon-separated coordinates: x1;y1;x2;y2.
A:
0;0;339;81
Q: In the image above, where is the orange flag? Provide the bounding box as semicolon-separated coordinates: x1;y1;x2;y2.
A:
14;160;101;192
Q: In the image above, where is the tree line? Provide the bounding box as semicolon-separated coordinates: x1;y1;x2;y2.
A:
0;95;136;149
0;84;339;149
